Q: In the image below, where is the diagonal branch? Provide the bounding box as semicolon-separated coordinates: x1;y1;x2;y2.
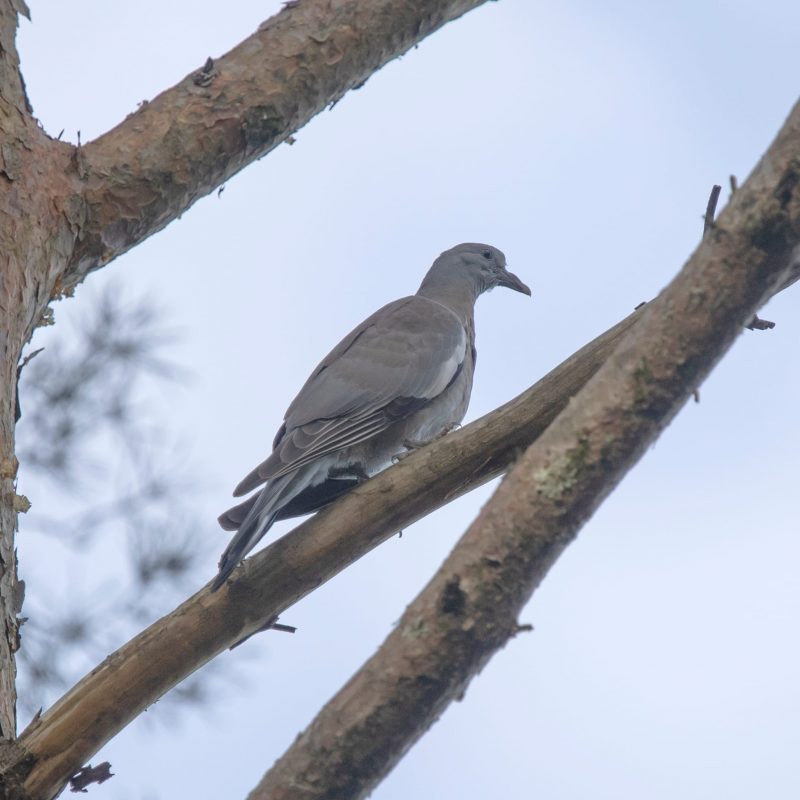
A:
12;308;645;799
63;0;494;287
0;0;488;763
13;138;800;790
248;102;800;799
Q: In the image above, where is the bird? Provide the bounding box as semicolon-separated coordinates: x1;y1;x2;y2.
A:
212;243;530;590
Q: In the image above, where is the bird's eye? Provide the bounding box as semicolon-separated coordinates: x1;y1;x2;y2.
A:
482;250;492;260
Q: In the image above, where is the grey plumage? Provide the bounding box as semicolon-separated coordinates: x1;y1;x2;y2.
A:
212;243;530;590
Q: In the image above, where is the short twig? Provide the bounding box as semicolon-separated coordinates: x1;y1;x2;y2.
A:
746;315;776;331
729;174;738;197
514;623;534;634
15;347;44;422
69;762;113;793
271;623;297;634
229;616;297;649
703;184;722;238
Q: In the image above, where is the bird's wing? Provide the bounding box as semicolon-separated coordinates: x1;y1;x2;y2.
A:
233;296;467;496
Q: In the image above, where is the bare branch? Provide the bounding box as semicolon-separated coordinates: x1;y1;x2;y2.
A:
249;103;800;800
14;189;800;793
64;0;494;287
13;122;800;787
0;0;495;749
13;307;644;799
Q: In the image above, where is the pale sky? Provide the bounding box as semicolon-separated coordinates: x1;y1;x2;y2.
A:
14;2;800;798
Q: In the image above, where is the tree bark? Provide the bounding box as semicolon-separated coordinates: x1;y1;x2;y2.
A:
0;0;25;742
0;0;491;791
12;308;642;800
63;0;495;288
0;0;77;744
248;102;800;800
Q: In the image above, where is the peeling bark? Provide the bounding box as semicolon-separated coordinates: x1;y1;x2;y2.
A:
0;0;76;744
248;102;800;800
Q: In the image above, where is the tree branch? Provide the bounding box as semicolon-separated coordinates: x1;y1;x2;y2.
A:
13;172;800;794
0;0;40;744
64;0;493;287
0;0;489;758
248;103;800;800
0;0;30;117
11;306;645;799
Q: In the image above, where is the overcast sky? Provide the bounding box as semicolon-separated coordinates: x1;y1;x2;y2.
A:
14;1;800;798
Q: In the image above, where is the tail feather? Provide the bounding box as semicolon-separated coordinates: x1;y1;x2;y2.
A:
211;508;278;590
211;471;309;591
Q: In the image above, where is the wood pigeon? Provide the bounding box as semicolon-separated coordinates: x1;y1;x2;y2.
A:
213;243;530;589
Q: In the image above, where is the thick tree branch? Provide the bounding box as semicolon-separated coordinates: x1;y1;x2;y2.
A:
12;176;800;794
63;0;493;287
11;308;644;799
249;104;800;800
0;0;30;116
0;0;68;744
0;0;488;760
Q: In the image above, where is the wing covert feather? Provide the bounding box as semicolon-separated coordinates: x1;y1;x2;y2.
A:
233;296;467;496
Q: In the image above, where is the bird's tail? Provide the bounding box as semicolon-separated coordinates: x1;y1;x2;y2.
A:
211;473;296;591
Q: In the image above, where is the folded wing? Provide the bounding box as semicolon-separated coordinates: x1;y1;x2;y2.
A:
233;296;467;496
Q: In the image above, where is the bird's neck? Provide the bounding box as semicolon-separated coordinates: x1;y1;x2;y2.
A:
416;280;478;324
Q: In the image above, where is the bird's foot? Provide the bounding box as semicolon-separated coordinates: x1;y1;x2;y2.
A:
392;422;462;463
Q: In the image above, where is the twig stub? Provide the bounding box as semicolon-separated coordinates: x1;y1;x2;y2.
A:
69;762;113;793
746;315;776;331
703;184;722;238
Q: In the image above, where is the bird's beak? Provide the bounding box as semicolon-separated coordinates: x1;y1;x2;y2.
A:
497;270;531;296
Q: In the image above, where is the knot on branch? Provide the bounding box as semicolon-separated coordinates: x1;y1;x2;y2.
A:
440;578;466;616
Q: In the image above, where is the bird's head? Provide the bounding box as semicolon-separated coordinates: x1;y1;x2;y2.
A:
423;243;531;299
